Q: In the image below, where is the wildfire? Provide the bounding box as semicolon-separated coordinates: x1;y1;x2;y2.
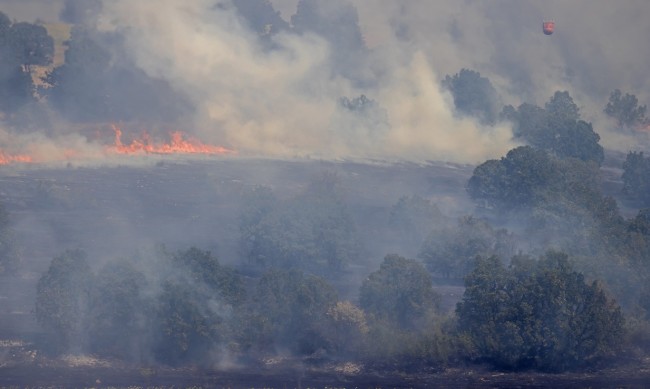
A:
111;125;235;156
0;126;235;166
0;151;33;165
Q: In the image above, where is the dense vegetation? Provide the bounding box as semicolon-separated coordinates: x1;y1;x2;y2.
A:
1;0;650;376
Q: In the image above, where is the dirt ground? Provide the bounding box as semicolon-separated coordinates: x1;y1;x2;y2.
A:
1;354;650;388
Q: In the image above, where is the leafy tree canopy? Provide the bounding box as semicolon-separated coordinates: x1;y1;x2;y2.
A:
359;254;440;330
442;68;500;125
245;269;339;355
419;216;516;279
457;252;625;371
0;14;53;114
87;260;150;360
388;194;446;252
622;151;650;207
467;146;556;212
604;89;648;129
240;172;359;274
502;91;604;165
35;249;93;351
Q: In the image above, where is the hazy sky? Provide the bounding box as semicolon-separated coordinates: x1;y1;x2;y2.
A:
1;0;649;162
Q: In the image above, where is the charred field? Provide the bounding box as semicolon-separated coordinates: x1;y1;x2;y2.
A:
0;156;475;388
0;155;648;388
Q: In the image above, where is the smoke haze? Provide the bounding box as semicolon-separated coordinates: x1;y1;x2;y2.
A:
1;0;649;162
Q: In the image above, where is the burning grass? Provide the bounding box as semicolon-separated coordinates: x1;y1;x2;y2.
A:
0;125;235;166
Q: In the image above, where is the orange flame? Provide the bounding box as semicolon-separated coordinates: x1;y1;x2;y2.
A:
0;150;33;165
0;126;235;166
111;125;235;155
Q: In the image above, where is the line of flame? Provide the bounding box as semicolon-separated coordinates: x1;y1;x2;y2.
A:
0;150;34;165
111;125;235;155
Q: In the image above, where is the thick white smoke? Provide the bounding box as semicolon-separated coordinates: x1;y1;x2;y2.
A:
96;0;516;163
5;0;650;161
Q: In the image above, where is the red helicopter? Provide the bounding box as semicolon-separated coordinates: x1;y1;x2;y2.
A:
542;20;555;35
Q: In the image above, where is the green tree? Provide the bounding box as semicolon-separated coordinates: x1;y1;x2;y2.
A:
153;247;244;365
503;92;604;165
545;91;580;126
7;22;54;70
456;252;625;371
35;249;93;352
154;280;226;365
170;247;245;306
622;151;650;206
468;146;555;212
242;269;338;355
0;16;51;114
325;300;368;356
388;195;446;252
87;260;150;361
359;254;439;330
604;89;647;128
442;68;500;125
468;147;604;226
419;216;515;279
241;172;359;274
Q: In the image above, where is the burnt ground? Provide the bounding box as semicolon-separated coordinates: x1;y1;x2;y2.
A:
0;351;650;388
0;154;648;388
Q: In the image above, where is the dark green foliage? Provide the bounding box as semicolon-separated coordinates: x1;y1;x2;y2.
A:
35;246;244;364
324;301;368;356
545;91;580;125
457;252;625;371
467;146;555;212
0;14;53;114
503;91;604;165
7;22;54;68
359;254;439;330
359;255;458;368
153;247;244;364
604;89;647;128
442;68;500;125
35;249;93;351
419;216;515;279
622;151;650;206
468;146;604;228
242;269;338;355
240;172;359;274
87;260;150;360
170;247;245;306
154;280;227;365
388;195;446;251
